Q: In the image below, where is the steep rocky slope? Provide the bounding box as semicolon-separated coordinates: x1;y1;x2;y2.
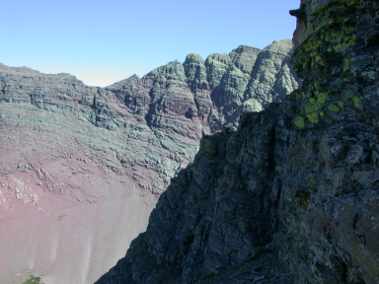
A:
0;42;296;284
97;0;379;283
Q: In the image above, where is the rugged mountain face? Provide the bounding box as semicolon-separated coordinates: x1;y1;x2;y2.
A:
0;42;296;284
97;0;379;283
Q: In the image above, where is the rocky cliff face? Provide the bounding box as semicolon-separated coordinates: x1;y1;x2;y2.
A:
0;42;296;284
97;1;379;283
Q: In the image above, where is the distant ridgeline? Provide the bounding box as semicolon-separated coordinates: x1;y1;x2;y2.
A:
0;40;297;195
0;41;296;284
97;1;379;284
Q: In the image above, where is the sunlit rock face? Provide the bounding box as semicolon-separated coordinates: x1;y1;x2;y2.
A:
97;1;379;283
0;42;297;284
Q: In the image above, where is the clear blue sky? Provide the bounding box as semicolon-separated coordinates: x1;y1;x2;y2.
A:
0;0;299;86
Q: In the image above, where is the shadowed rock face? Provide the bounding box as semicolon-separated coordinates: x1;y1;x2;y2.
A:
0;42;297;284
97;1;379;283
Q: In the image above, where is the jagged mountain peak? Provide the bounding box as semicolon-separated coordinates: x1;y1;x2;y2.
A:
263;39;293;54
106;74;140;90
0;40;298;283
231;44;261;54
97;0;379;283
184;53;205;64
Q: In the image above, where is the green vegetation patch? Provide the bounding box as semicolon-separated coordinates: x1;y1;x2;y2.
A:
293;0;359;78
352;96;363;110
294;116;305;129
290;0;364;129
22;275;42;284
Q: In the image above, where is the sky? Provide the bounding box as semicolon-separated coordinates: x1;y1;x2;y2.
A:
0;0;299;86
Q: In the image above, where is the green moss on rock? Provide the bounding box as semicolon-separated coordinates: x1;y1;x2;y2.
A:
290;0;364;128
307;112;319;124
352;96;363;110
328;103;341;113
294;116;305;129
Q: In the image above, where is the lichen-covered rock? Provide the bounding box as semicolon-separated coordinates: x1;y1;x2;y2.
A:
97;1;379;284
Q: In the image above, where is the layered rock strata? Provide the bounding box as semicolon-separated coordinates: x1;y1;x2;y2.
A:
97;1;379;283
0;41;296;284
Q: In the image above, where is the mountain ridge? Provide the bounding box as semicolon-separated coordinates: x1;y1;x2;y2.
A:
96;0;379;283
0;40;297;284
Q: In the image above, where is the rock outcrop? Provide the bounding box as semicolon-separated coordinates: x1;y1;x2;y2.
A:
97;1;379;283
0;42;296;284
